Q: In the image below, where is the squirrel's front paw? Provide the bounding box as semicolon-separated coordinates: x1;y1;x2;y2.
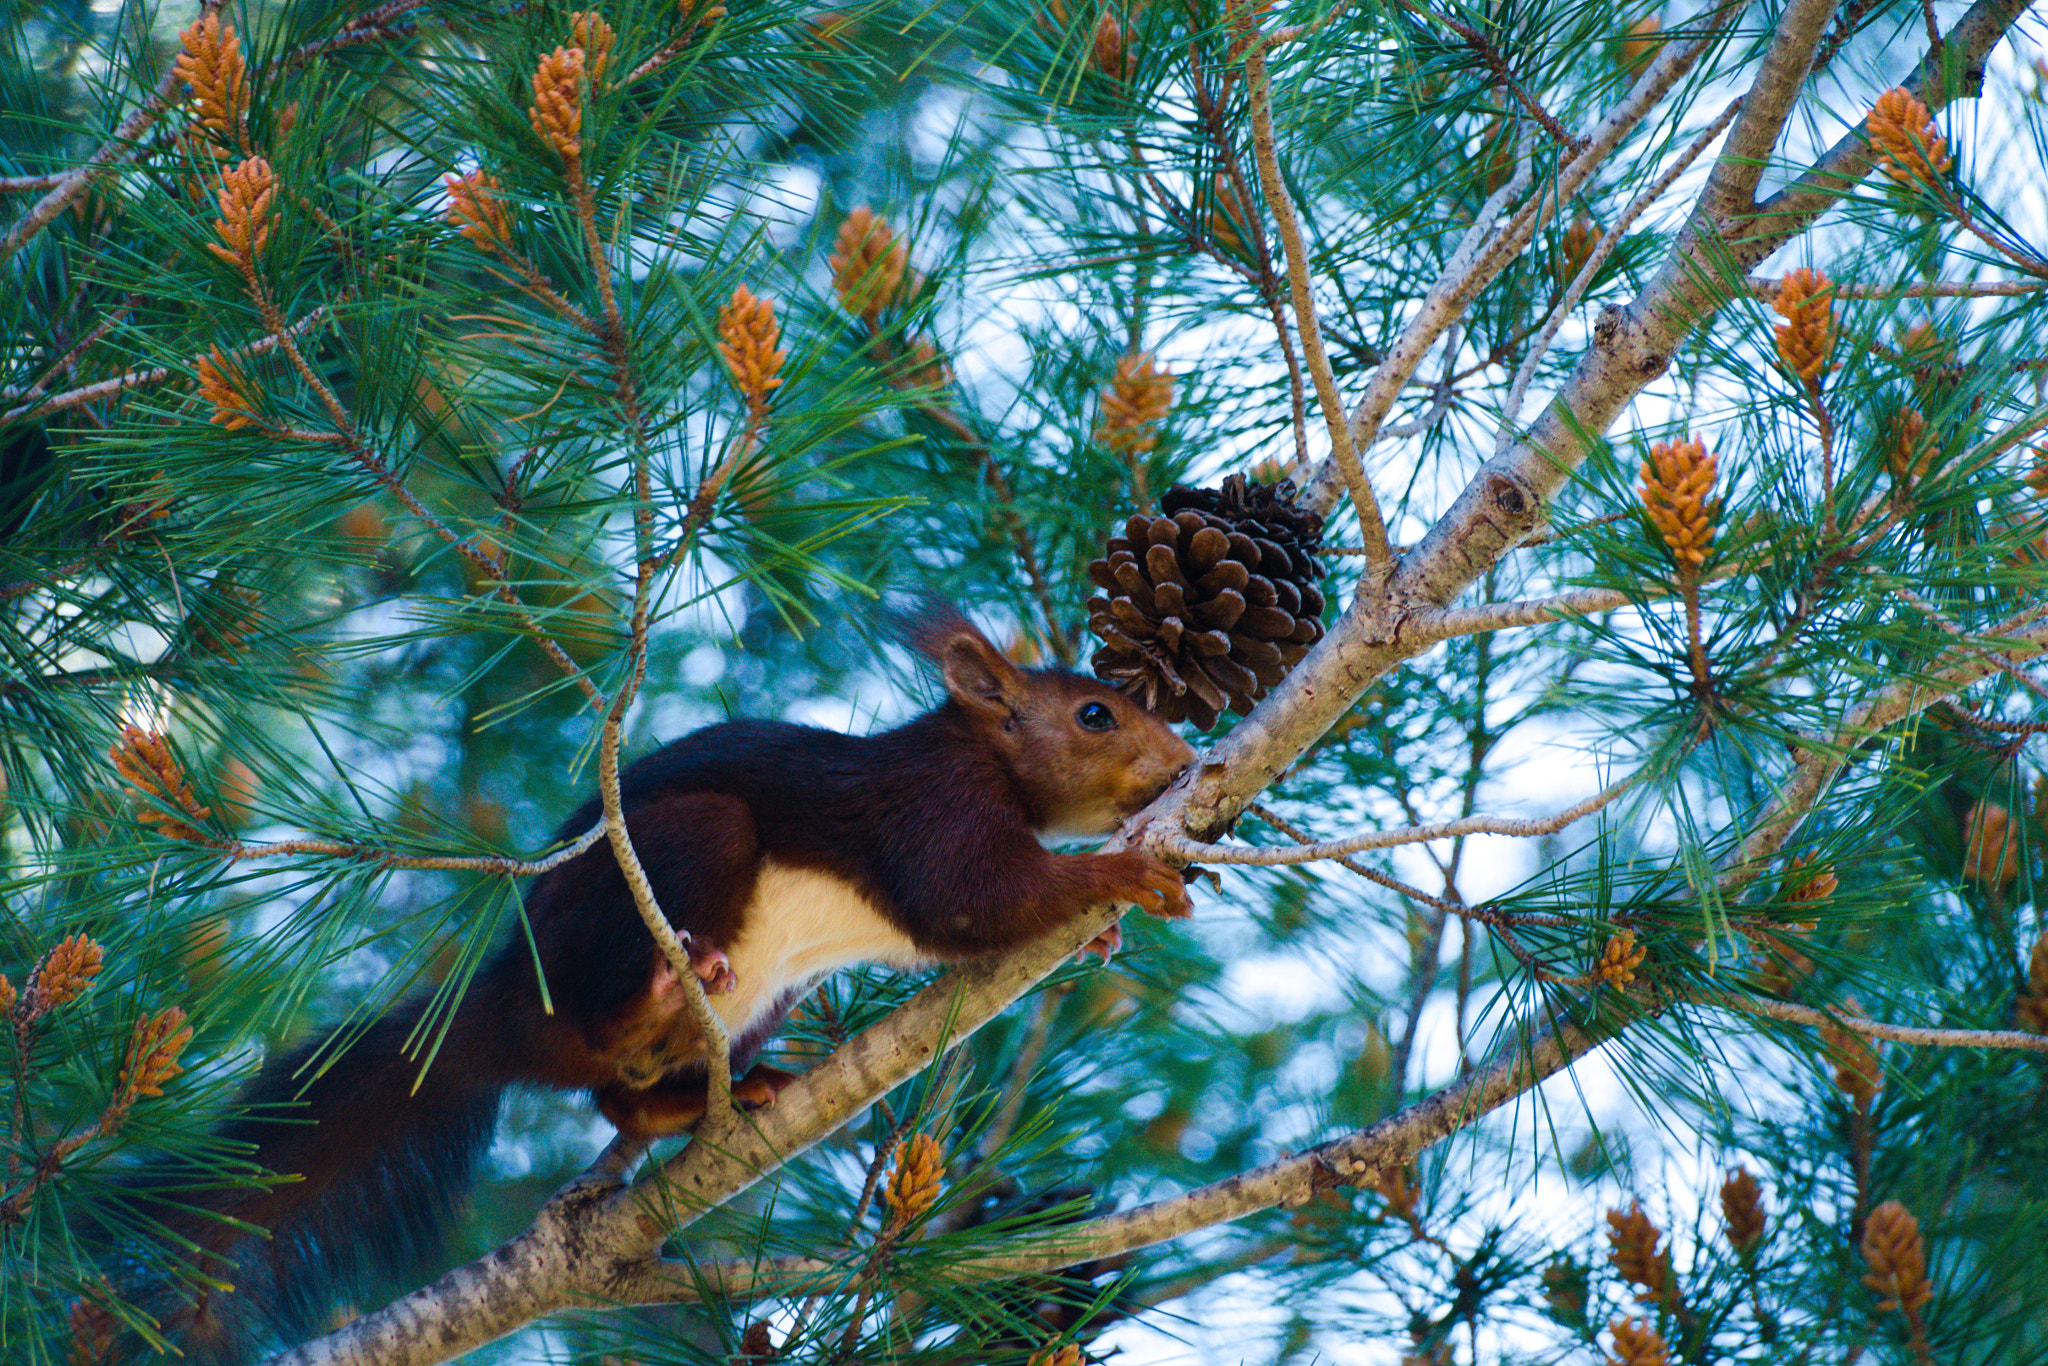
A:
1130;852;1193;920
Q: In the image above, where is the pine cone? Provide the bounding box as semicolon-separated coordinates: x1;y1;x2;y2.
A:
1087;474;1325;727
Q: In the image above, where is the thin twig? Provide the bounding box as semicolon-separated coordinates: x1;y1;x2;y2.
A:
1238;15;1392;581
1745;275;2048;298
1710;990;2048;1056
1169;770;1641;866
1496;97;1744;454
0;0;223;265
2;307;332;424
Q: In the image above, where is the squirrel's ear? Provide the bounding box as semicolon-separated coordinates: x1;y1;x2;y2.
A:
939;627;1024;723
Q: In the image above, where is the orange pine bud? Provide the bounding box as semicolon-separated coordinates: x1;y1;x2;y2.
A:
1595;930;1647;986
1091;11;1133;79
27;933;104;1016
1373;1164;1420;1221
2016;930;2048;1033
1821;1004;1882;1112
570;11;617;82
828;206;910;319
109;726;214;841
1720;1166;1767;1259
67;1297;117;1366
1606;1202;1674;1305
1771;268;1834;384
1028;1345;1082;1366
901;338;952;391
207;156;277;270
716;285;787;412
175;14;249;141
682;0;729;34
1885;406;1933;488
1639;436;1717;569
195;346;261;430
444;170;513;249
1868;88;1952;189
1208;173;1251;255
1097;351;1173;454
0;974;14;1015
530;46;587;162
883;1131;944;1233
1961;799;2020;887
1860;1199;1934;1315
1783;857;1839;904
1555;212;1599;289
1614;14;1663;75
120;1006;193;1102
1607;1317;1670;1366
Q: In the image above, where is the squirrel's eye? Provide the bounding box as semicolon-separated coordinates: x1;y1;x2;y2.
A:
1075;701;1116;732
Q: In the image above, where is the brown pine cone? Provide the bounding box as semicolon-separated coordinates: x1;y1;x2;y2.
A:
1087;475;1325;727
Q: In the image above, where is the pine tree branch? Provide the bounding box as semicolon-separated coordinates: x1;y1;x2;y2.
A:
1157;769;1640;865
1707;991;2048;1056
1744;276;2048;299
612;985;1620;1302
1;308;331;424
0;0;223;266
1195;0;2030;847
1239;13;1391;581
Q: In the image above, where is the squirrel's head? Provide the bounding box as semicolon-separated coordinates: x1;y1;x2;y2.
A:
904;602;1195;840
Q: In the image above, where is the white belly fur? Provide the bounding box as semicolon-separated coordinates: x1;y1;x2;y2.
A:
711;860;930;1033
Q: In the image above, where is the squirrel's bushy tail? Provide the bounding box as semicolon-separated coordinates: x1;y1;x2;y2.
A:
143;994;510;1362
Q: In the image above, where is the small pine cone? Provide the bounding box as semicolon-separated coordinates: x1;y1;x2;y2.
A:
1720;1166;1767;1259
1868;88;1952;189
1091;11;1132;79
1639;437;1717;569
196;346;261;430
1860;1199;1934;1316
1373;1164;1419;1221
1771;268;1834;385
1885;406;1934;488
1207;173;1251;255
2023;449;2048;499
2016;930;2048;1033
570;11;617;83
175;13;249;142
717;285;787;412
1961;799;2020;887
1896;319;1952;367
883;1132;944;1233
207;155;276;269
67;1297;117;1366
445;170;513;249
110;726;214;841
1606;1202;1674;1306
1614;15;1662;75
27;932;104;1016
1096;352;1172;455
1821;1004;1882;1112
737;1319;776;1363
120;1006;193;1102
1555;212;1598;290
1607;1318;1670;1366
1783;857;1839;905
1087;474;1325;727
530;46;587;162
1028;1345;1082;1366
1595;930;1647;986
1746;919;1816;997
828;206;910;319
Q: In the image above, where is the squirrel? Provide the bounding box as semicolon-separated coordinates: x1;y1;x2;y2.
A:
149;604;1195;1359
